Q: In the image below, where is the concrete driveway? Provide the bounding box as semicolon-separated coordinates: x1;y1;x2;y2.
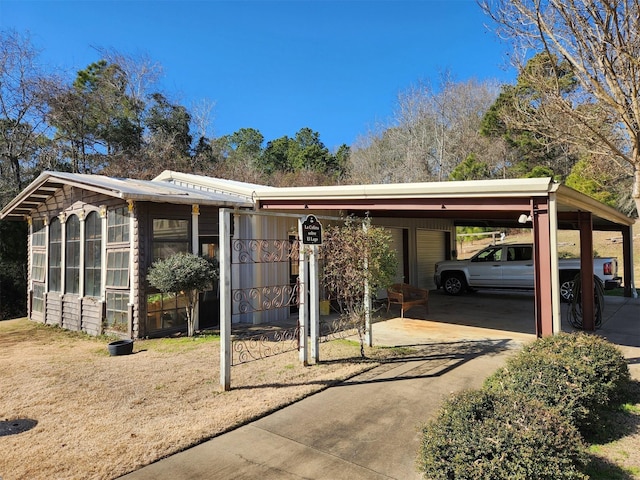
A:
120;291;639;480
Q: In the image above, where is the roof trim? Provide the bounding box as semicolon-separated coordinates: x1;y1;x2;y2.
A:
153;170;274;201
0;171;254;220
254;177;555;200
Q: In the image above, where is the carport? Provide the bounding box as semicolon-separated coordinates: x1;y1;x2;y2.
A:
254;177;636;337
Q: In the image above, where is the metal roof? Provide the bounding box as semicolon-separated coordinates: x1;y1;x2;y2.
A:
254;177;635;231
0;171;254;220
1;171;634;231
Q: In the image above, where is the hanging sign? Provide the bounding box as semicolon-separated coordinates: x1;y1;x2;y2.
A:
301;214;323;245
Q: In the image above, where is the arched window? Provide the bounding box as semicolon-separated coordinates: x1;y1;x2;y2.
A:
65;215;80;294
84;211;102;297
48;217;62;292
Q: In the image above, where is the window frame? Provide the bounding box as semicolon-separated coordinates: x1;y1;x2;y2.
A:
32;252;46;283
151;217;190;262
105;291;129;330
32;218;46;247
48;217;62;292
105;249;130;289
65;214;81;294
32;282;45;313
107;206;130;244
84;210;102;297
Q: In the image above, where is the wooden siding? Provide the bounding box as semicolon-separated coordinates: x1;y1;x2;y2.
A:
81;297;103;336
31;189;133;336
199;206;220;235
34;186;124;221
130;202;140;339
136;203;150;337
45;293;62;326
61;295;81;331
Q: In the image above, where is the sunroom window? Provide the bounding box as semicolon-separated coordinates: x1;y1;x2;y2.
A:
84;211;102;297
65;214;80;294
48;217;62;292
152;218;189;260
106;250;130;288
108;206;129;244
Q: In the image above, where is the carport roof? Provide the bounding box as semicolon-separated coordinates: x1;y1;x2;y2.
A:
254;177;635;231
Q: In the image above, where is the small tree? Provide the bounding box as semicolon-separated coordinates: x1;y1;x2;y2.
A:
321;216;398;357
147;252;218;337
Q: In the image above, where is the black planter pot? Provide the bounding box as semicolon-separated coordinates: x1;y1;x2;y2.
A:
107;339;134;356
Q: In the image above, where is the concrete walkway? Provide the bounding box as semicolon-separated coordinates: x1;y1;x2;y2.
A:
120;293;639;480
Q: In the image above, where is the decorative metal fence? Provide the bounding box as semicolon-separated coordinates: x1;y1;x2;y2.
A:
231;314;359;365
231;238;300;315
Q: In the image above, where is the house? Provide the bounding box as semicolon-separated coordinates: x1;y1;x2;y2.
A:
1;171;635;339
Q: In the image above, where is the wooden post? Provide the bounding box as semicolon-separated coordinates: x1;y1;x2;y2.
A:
578;212;595;331
532;197;553;337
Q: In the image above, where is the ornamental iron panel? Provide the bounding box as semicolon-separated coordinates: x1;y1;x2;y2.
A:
232;238;299;264
231;315;358;365
232;282;300;315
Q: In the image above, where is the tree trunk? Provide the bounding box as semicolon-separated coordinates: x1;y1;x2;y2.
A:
633;163;640;219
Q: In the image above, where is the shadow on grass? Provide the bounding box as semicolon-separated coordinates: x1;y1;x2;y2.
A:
584;455;637;480
582;380;640;480
584;380;640;444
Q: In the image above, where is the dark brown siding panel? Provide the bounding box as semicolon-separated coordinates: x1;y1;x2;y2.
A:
199;206;220;235
134;203;148;338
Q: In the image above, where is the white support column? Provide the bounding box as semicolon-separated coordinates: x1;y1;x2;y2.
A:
310;244;320;362
44;217;50;293
99;206;107;302
27;216;33;293
298;218;308;366
192;204;200;254
219;209;232;391
192;204;200;331
59;212;67;296
363;221;372;347
78;211;86;298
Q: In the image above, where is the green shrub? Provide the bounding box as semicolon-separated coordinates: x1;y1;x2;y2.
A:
417;389;588;480
484;332;630;435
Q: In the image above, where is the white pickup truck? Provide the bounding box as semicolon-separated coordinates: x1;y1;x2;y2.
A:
434;243;621;302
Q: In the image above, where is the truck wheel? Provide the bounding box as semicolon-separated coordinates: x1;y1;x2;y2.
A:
560;276;575;303
443;273;466;296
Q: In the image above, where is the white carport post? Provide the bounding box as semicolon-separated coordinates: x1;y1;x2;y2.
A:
219;208;232;391
298;218;309;366
192;204;200;331
363;220;372;347
310;244;320;363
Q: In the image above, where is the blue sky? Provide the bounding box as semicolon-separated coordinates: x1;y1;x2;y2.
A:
1;0;515;151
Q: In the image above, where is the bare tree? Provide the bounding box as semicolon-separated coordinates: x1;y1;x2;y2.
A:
347;76;499;184
0;30;52;202
479;0;640;216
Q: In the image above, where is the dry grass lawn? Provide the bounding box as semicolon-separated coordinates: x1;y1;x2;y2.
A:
0;319;397;480
2;318;639;480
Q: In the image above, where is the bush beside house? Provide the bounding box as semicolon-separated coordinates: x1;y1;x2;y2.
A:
417;333;631;479
147;252;219;337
